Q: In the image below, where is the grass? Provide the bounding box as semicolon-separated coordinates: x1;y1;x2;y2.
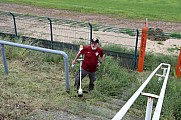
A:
167;47;180;53
144;53;178;75
0;0;181;118
157;41;164;45
1;0;181;22
0;38;137;119
170;33;181;39
1;37;181;119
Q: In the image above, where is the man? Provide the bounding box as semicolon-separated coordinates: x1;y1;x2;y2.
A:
72;38;105;91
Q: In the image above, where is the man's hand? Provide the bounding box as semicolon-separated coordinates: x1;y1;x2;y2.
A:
97;62;101;68
72;59;76;67
72;59;76;65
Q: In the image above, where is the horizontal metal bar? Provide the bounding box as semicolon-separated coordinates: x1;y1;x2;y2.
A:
155;74;165;78
152;63;171;120
141;92;159;99
77;59;84;61
0;40;70;92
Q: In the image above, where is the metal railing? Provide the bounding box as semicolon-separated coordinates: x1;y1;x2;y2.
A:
0;40;70;92
112;63;171;120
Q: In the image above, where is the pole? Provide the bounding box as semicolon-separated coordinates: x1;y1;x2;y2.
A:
132;28;139;70
10;12;18;36
48;18;54;49
88;23;92;45
0;44;8;75
137;27;148;72
176;48;181;78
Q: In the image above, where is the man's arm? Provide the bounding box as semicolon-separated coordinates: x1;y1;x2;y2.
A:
99;54;105;63
97;54;105;68
72;51;81;65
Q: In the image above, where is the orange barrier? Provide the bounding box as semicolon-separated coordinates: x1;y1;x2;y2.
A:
138;27;148;72
176;48;181;78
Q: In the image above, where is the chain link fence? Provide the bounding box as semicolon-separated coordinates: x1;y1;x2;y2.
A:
0;10;140;69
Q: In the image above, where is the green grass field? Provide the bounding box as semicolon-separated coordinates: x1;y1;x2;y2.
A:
1;0;181;22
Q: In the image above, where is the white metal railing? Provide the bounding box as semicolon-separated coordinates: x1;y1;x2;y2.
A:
112;63;171;120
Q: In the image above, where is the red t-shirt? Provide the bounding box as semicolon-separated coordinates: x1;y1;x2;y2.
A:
80;46;104;72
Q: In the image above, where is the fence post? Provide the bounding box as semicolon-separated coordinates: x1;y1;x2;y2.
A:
132;28;139;70
176;47;181;78
9;12;17;36
48;18;54;49
0;44;8;75
88;23;92;45
137;27;148;72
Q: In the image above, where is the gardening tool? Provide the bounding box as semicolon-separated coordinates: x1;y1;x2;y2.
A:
77;57;84;97
77;45;83;97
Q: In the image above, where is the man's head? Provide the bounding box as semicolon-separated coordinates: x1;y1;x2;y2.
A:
91;38;99;50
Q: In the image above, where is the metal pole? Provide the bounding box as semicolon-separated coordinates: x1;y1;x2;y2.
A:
0;44;8;75
88;23;92;45
163;68;167;76
10;12;17;36
48;18;54;49
63;53;70;92
132;28;139;70
145;97;153;120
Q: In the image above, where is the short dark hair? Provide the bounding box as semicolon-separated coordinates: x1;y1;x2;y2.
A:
91;38;99;43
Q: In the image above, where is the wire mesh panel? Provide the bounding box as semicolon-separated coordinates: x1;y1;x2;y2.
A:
15;14;50;40
0;11;139;69
0;11;91;46
92;25;139;51
52;19;90;45
0;11;14;34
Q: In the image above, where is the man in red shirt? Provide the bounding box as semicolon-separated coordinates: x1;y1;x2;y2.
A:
72;38;105;91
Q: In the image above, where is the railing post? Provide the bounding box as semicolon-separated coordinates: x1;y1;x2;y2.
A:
145;97;153;120
163;68;167;76
88;23;92;45
141;92;159;120
10;12;18;36
132;28;139;70
48;17;54;49
0;44;8;75
158;68;167;81
63;54;70;92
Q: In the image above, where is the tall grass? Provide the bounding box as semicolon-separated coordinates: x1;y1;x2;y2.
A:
144;53;178;75
1;0;181;22
0;37;181;119
0;37;137;119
